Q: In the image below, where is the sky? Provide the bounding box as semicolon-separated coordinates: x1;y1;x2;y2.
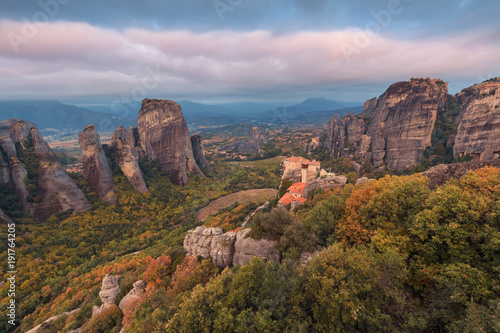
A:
0;0;499;107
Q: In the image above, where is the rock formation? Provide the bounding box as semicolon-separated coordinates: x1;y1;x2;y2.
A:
79;125;117;204
137;99;204;186
0;119;91;221
26;308;81;333
233;229;281;266
361;97;378;117
92;274;120;317
119;280;146;312
210;231;237;268
453;79;500;161
422;161;500;189
190;135;213;173
303;173;348;197
326;78;448;170
183;226;224;259
111;127;148;193
183;226;280;268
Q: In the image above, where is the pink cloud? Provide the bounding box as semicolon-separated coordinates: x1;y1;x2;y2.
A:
0;20;499;101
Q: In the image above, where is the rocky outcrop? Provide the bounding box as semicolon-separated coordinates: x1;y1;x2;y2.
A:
326;78;448;170
0;119;91;220
183;226;238;269
111;127;148;194
361;97;378;117
79;125;117;204
92;274;120;317
137;99;204;186
184;226;224;259
233;229;281;266
327;112;369;160
303;173;347;197
453;79;500;161
210;231;237;268
422;161;500;189
190;135;213;173
26;308;81;333
119;280;146;312
183;227;280;268
355;177;374;185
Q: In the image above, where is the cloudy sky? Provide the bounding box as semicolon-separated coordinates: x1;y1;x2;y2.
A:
0;0;499;106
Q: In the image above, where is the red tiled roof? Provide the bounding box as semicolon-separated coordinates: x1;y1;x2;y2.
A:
288;182;307;194
278;193;307;205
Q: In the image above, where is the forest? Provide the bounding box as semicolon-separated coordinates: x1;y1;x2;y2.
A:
0;137;499;332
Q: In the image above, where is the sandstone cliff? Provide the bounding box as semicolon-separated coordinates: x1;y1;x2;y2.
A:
111;126;148;194
327;78;448;170
0;119;91;220
453;79;500;161
137;99;204;186
190;135;213;173
79;125;117;204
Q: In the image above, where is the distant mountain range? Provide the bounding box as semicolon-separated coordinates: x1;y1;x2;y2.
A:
0;98;363;131
0;101;136;132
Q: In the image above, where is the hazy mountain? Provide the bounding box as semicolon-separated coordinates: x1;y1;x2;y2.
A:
272;98;361;115
0;100;136;131
213;101;278;115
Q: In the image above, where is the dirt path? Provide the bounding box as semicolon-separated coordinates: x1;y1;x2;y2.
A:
196;188;278;221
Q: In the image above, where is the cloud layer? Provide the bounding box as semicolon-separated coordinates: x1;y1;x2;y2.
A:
0;7;499;103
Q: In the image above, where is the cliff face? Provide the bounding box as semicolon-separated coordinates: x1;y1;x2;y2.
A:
0;119;91;221
79;125;117;204
453;79;500;161
111;127;148;194
190;135;213;173
327;78;448;170
137;99;204;186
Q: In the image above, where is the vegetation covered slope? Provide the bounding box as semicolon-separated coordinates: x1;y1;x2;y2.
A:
1;150;498;332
